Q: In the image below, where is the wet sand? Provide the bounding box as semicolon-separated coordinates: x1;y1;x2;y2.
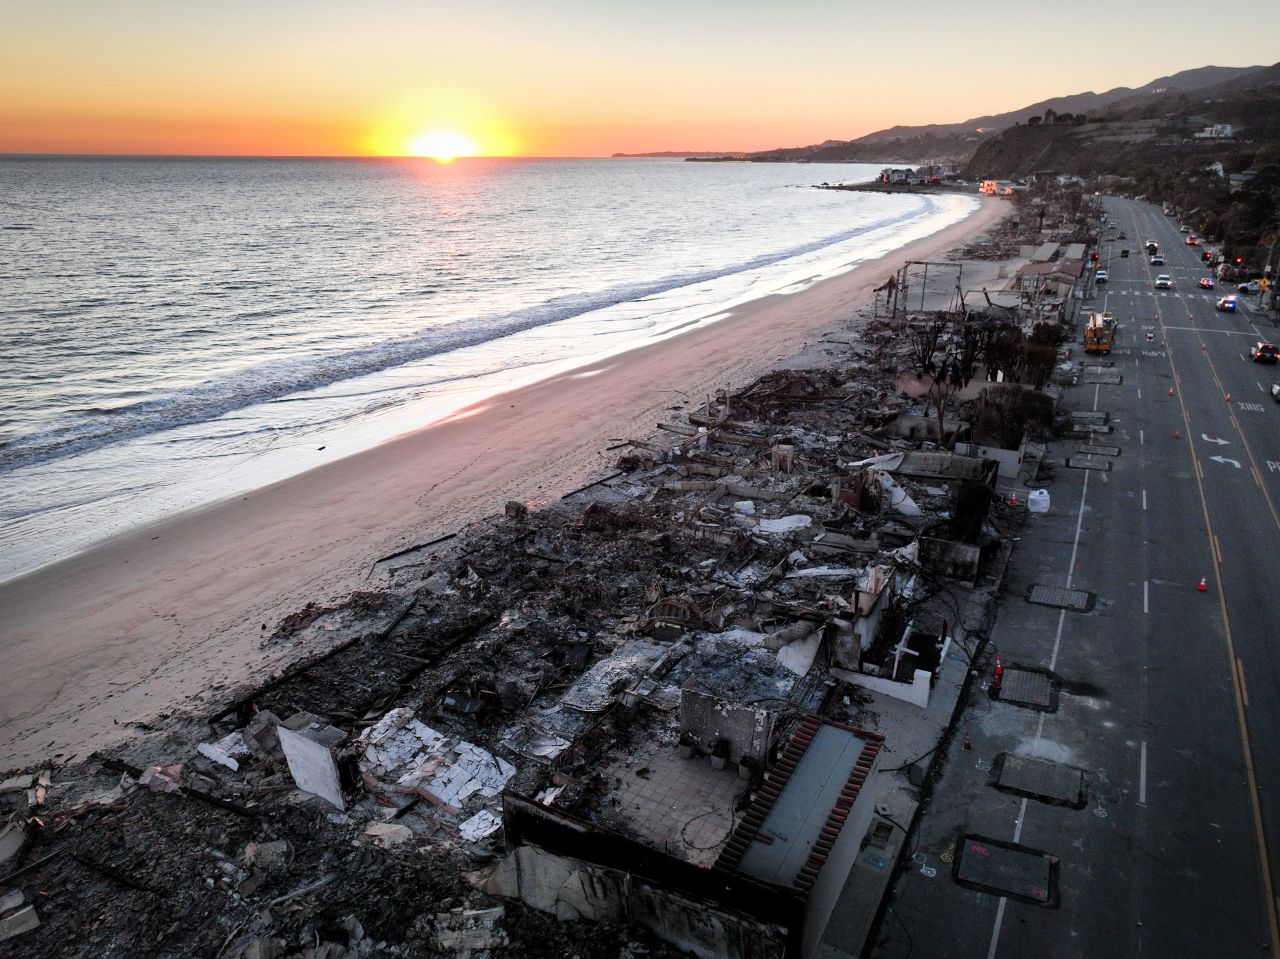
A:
0;197;1005;767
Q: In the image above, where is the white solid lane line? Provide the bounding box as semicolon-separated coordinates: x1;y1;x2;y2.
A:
1139;741;1148;805
988;385;1098;959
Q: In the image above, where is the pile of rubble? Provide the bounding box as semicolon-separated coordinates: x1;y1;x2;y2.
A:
3;314;1046;956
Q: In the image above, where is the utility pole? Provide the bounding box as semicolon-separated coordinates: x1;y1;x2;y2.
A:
1266;239;1277;319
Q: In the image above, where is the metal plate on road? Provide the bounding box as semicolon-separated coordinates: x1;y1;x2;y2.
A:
1065;456;1113;471
1070;411;1109;425
954;834;1058;906
993;753;1087;808
1028;585;1096;611
1073;423;1114;435
992;666;1059;711
1083;369;1124;385
1076;444;1120;456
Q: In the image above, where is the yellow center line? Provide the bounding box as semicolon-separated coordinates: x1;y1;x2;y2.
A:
1159;310;1280;957
1128;225;1280;949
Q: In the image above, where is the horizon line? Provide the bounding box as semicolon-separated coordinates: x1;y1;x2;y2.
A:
0;151;676;161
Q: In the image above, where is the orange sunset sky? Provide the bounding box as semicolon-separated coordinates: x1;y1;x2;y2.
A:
2;0;1277;158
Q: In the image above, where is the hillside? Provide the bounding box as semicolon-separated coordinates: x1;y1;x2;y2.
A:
962;62;1280;180
857;65;1263;143
959;64;1280;273
693;64;1268;166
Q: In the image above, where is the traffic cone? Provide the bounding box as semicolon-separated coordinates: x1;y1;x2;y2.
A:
1167;387;1174;396
1173;430;1181;439
1198;577;1208;592
1225;394;1232;402
962;733;973;752
993;657;1004;692
1201;342;1207;351
1008;491;1019;506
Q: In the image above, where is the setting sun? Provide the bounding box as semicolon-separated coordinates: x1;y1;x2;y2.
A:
407;130;477;162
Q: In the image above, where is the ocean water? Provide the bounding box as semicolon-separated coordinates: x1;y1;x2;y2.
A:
0;156;976;579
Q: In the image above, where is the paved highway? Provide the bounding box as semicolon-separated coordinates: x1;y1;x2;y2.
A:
872;197;1280;958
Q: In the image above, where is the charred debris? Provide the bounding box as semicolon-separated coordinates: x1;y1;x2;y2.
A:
2;283;1077;958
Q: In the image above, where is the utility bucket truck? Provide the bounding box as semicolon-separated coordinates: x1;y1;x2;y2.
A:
1084;311;1115;354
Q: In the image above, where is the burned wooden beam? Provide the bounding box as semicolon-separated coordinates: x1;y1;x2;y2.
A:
560;470;626;500
371;533;457;569
92;754;256;818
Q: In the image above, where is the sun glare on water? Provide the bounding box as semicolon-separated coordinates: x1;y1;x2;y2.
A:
407;130;477;162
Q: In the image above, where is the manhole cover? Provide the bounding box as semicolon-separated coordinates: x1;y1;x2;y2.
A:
1076;444;1120;456
992;754;1087;808
1028;585;1096;612
992;666;1059;711
1065;456;1113;471
954;835;1059;906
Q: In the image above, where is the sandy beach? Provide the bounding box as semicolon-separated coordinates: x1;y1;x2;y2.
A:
0;197;1005;768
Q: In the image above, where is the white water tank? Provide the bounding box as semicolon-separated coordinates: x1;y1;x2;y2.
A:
1028;489;1051;513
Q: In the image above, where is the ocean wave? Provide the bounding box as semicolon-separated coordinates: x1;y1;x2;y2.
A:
0;196;943;474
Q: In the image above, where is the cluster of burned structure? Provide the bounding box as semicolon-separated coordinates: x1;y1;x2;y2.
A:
3;342;1043;958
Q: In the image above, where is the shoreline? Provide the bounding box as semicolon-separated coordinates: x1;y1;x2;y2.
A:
0;197;1006;767
0;186;961;585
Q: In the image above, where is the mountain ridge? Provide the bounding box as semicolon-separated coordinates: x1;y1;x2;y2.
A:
854;64;1265;143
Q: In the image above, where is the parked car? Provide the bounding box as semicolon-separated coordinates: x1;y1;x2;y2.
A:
1096;270;1109;284
1239;280;1262;293
1217;295;1238;312
1251;342;1279;364
1155;274;1173;289
1199;277;1215;289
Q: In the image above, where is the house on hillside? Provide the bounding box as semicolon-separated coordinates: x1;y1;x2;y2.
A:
1230;169;1257;193
1194;124;1234;140
918;162;959;178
